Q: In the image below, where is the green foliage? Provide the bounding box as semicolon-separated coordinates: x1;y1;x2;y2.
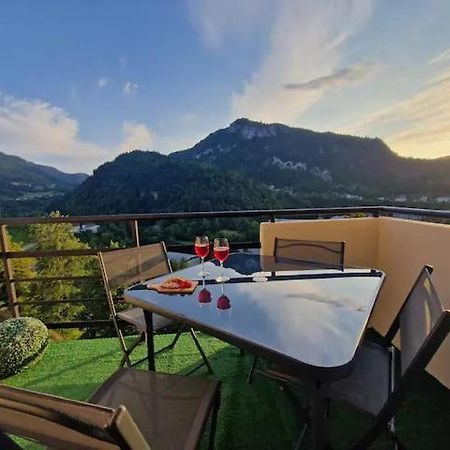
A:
174;118;450;196
20;211;108;339
2;217;117;340
0;317;48;379
0;228;36;311
28;212;90;325
170;258;190;272
57;150;298;216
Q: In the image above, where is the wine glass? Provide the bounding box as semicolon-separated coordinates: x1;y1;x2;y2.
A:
214;237;230;282
195;236;210;277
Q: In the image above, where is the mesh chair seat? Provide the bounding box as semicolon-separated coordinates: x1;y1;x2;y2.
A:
0;368;220;450
326;341;391;416
89;368;220;450
117;307;173;333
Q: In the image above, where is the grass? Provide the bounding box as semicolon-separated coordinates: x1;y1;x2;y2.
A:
4;333;450;449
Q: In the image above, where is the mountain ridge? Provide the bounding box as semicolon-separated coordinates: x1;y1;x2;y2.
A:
172;118;450;196
58;150;296;215
0;150;88;216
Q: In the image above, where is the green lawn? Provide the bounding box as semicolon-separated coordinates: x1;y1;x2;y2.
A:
4;333;450;449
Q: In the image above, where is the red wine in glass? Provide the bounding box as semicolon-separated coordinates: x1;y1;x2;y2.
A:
195;243;209;259
214;237;230;282
195;236;209;277
214;246;229;262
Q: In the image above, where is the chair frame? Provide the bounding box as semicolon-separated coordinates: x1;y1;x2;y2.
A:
98;243;212;373
0;370;220;450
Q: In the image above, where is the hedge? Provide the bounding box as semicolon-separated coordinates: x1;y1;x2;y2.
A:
0;317;49;379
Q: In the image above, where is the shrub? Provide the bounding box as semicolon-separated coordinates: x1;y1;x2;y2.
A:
0;317;48;379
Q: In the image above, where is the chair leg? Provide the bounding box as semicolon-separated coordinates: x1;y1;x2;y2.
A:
117;328;132;367
392;436;405;450
389;421;404;450
389;411;404;450
349;415;391;450
189;328;213;373
154;328;183;356
208;392;221;450
247;355;258;384
294;423;309;450
130;333;156;368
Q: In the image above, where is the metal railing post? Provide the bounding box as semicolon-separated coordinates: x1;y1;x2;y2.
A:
130;220;140;247
0;224;19;317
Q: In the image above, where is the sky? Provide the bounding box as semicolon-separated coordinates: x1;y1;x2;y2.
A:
0;0;449;173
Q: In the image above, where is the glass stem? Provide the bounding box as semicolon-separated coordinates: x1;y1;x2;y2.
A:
202;257;205;274
221;261;224;281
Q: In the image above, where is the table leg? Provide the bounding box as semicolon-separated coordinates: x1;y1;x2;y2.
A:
310;382;327;450
143;310;155;371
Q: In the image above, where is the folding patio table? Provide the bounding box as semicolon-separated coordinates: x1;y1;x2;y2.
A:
125;253;385;449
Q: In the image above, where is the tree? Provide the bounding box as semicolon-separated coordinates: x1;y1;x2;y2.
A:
28;212;92;332
0;228;36;318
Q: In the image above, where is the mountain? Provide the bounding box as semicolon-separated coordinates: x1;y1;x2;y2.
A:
60;118;450;218
0;151;88;216
59;150;296;215
173;118;450;196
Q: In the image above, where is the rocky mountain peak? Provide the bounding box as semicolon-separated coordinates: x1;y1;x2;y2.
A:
228;118;278;139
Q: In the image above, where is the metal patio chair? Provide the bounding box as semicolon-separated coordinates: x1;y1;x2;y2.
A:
247;238;345;383
98;243;212;373
268;265;450;449
0;367;220;450
321;265;450;449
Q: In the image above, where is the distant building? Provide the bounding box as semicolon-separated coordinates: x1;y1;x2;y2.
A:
342;193;363;200
73;224;100;233
436;196;450;203
394;195;407;202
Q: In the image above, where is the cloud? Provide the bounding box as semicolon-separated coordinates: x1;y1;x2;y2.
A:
188;0;270;48
227;0;375;124
0;92;154;173
345;68;450;158
428;47;450;65
119;121;154;152
123;81;138;94
284;63;376;91
97;77;109;87
179;112;198;124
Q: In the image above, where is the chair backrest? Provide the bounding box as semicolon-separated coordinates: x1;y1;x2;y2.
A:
0;384;150;450
98;243;171;316
99;242;171;290
386;265;450;380
273;238;345;268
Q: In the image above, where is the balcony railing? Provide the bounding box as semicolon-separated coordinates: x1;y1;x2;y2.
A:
1;205;450;330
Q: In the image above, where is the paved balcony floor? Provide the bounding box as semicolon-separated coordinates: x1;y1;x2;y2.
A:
4;333;450;449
